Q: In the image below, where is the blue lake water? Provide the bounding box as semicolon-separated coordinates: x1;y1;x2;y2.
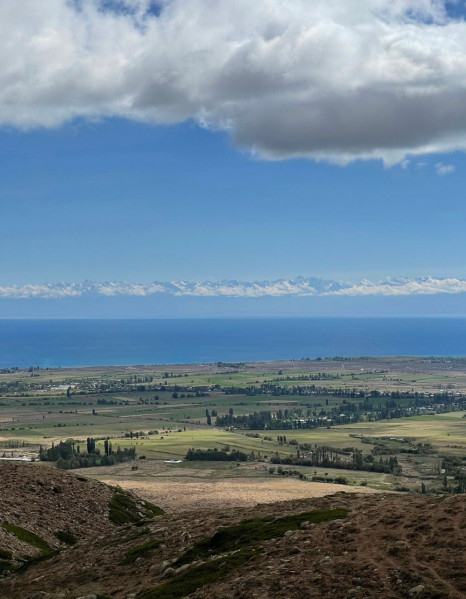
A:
0;318;465;369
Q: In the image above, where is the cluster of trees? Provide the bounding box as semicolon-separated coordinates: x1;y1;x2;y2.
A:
441;456;466;493
215;390;466;430
39;437;136;469
268;444;402;474
222;381;466;404
0;439;31;449
170;390;209;399
185;448;248;462
216;411;274;429
205;408;220;425
272;373;341;382
97;397;120;405
216;361;244;369
123;431;146;439
269;466;349;485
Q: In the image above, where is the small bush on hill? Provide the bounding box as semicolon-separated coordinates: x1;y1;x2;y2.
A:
108;491;164;525
54;530;78;545
121;539;164;565
144;500;165;517
138;548;256;599
0;559;13;573
1;524;52;554
109;492;141;525
174;508;348;567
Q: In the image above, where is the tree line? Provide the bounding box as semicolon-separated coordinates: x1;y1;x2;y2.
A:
185;448;248;462
268;444;402;474
215;392;465;430
39;437;136;469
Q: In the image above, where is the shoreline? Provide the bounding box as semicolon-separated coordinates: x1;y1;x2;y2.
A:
2;354;466;375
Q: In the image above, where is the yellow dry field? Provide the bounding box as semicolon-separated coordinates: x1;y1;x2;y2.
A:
96;475;377;512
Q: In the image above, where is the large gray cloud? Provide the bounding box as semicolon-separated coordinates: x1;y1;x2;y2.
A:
1;0;466;163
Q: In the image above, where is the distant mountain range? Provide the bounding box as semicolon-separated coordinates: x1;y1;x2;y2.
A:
1;276;466;299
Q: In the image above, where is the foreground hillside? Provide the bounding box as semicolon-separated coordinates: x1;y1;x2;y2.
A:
0;463;464;599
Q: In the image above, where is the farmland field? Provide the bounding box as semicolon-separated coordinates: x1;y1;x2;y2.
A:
1;356;465;508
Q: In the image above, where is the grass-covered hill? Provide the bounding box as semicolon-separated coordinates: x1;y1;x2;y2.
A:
0;462;465;599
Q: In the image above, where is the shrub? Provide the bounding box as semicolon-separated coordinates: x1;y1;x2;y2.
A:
1;524;52;554
121;539;164;565
109;492;140;525
334;476;348;485
0;559;12;573
108;492;164;525
144;501;165;517
311;475;326;482
54;530;78;545
139;507;348;599
174;508;348;567
138;549;256;599
0;549;12;560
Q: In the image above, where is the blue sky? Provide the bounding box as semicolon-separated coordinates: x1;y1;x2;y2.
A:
2;119;465;284
1;0;466;317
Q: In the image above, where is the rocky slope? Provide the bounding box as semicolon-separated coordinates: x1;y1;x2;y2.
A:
0;462;117;559
0;462;465;599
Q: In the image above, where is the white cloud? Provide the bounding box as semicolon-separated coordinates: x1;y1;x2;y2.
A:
435;162;456;174
1;1;466;163
0;283;83;299
329;276;466;296
2;276;466;299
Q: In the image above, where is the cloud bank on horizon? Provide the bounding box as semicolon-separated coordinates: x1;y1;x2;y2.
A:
2;277;466;299
2;0;466;164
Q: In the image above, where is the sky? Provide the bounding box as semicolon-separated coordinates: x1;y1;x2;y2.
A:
1;0;466;317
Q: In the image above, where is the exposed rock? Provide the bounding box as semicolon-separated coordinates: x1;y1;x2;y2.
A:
408;585;425;597
162;567;175;578
0;461;116;560
174;564;191;574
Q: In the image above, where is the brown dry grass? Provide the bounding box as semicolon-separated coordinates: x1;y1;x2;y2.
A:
96;476;377;512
